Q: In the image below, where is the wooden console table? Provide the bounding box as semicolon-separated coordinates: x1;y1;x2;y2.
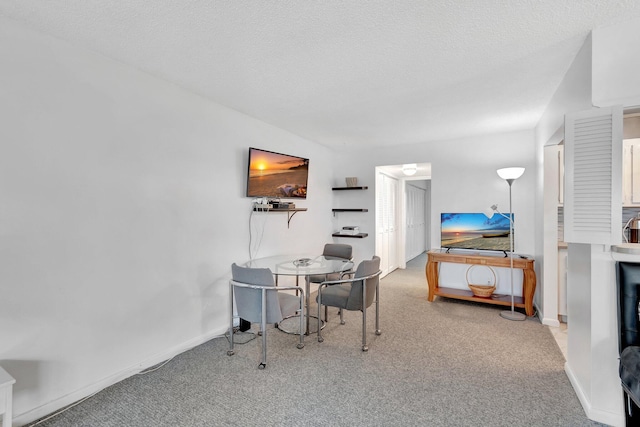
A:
426;250;536;316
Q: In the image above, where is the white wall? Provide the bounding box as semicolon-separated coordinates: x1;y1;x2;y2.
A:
536;34;593;326
592;19;640;108
333;129;537;261
6;11;634;427
0;17;335;425
334;131;536;302
534;18;640;425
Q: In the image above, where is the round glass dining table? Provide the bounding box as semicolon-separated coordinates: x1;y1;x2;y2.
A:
243;255;354;334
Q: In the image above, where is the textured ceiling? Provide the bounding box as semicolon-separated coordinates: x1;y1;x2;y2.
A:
2;1;640;150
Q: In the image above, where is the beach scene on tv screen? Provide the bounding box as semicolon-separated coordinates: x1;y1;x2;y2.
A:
441;212;512;251
248;149;308;198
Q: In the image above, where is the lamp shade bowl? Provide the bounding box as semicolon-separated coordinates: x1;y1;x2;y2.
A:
496;167;525;181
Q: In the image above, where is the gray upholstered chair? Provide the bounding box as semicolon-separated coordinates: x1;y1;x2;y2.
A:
307;243;353;282
316;256;382;351
228;263;304;369
307;243;353;320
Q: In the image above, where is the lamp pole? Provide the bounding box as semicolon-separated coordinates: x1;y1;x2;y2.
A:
500;177;525;321
495;167;526;321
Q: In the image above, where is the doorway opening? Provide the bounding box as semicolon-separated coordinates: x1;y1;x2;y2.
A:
375;163;431;278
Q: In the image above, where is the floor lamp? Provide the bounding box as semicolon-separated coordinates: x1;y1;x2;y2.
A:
487;167;526;321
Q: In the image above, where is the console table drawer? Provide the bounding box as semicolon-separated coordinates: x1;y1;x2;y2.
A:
439;255;469;264
465;258;489;265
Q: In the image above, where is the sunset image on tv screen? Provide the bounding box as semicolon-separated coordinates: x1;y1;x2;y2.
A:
247;148;309;198
441;212;513;251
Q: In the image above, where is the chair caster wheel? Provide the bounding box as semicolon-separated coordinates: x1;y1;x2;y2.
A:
318;337;324;343
340;321;346;325
258;363;266;370
375;329;382;336
297;343;304;349
362;345;369;352
227;350;235;356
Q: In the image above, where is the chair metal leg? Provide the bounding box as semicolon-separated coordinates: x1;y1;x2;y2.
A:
305;276;311;335
227;283;235;356
375;282;381;336
362;283;368;352
297;294;305;349
259;288;267;369
339;308;345;325
317;290;324;343
362;304;368;352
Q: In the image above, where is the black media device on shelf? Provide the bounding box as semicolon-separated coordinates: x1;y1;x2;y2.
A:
271;201;294;209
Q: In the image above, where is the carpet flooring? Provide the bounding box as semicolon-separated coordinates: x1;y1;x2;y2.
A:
29;253;605;426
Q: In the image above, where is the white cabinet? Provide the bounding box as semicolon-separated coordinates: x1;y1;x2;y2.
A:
623;138;640;206
561;138;640;207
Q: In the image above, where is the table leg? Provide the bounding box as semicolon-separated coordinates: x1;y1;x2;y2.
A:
275;273;325;335
426;259;438;301
305;276;311;335
523;267;536;316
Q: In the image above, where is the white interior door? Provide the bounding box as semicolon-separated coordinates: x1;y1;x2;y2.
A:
376;172;399;277
405;183;426;261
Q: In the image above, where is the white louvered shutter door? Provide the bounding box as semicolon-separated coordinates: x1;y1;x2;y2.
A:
564;106;623;245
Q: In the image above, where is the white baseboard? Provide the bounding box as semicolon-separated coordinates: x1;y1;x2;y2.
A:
14;327;228;427
564;362;625;427
534;301;561;327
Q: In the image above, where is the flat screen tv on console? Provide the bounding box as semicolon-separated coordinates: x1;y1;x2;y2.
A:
246;147;309;199
440;212;513;253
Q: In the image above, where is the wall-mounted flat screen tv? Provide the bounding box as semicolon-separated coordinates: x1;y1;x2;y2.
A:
440;212;513;253
246;147;309;199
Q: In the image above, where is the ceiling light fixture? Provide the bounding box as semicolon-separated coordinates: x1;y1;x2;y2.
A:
402;164;417;176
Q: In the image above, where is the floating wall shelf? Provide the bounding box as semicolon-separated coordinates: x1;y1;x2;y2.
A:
332;233;369;238
253;207;307;228
332;186;369;191
332;185;368;237
332;208;368;217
